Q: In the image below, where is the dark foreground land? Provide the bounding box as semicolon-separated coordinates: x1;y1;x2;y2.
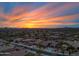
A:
0;28;79;56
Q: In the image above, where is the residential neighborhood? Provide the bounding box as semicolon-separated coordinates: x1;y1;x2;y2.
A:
0;28;79;56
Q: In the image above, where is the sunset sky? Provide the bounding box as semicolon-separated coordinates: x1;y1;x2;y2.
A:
0;2;79;28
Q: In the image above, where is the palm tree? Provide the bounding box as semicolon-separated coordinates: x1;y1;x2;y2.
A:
36;39;43;56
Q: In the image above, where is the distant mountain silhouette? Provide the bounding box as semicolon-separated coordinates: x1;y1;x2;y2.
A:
64;26;75;28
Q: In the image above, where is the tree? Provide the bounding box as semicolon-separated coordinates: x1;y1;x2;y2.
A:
25;52;35;56
67;46;77;55
56;41;70;55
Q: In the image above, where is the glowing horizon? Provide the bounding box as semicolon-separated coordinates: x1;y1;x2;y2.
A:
0;2;79;28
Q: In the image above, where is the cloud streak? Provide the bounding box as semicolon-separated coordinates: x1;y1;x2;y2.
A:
0;2;79;28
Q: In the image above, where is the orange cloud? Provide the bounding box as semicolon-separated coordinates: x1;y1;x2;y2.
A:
0;3;79;28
